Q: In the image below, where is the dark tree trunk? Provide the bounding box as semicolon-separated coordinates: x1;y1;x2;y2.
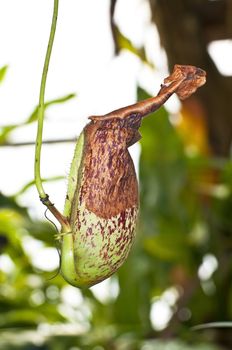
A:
149;0;232;156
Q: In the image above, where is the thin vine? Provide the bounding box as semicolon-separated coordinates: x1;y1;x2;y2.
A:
34;0;70;231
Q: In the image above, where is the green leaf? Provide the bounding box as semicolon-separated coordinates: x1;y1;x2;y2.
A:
143;232;188;262
114;27;154;68
26;220;57;245
14;176;64;197
0;125;18;144
0;65;8;84
0;93;76;144
27;93;76;124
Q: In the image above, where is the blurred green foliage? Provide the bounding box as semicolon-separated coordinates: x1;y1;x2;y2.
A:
113;27;153;68
1;46;232;350
0;65;8;84
0;87;75;144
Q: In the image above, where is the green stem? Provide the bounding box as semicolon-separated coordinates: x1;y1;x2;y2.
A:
34;0;70;230
35;0;58;198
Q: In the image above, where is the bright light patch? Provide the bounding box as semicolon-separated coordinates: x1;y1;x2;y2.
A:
150;287;180;330
150;299;173;331
208;40;232;76
129;142;141;178
22;236;59;271
30;289;45;306
144;24;168;71
38;323;88;337
0;254;15;273
46;285;59;300
210;184;230;199
59;285;91;326
90;276;119;304
162;287;180;306
169;112;183;126
198;253;218;281
26;274;43;288
61;285;84;308
115;0;151;47
165;95;182;115
32;247;59;271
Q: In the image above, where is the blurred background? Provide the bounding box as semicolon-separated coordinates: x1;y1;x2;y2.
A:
1;0;232;349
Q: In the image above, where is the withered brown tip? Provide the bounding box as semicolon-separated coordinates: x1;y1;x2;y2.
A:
89;64;206;122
